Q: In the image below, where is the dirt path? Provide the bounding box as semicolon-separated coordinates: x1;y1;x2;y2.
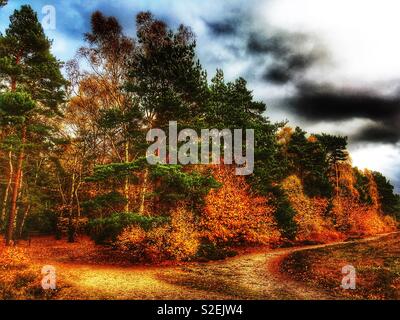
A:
29;233;396;300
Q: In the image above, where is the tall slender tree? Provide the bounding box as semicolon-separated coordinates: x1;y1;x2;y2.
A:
68;11;138;214
0;5;66;245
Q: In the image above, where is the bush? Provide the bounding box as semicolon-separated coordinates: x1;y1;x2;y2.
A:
196;243;237;261
115;225;147;257
201;165;280;246
115;207;200;262
0;247;56;300
273;189;298;240
56;217;88;239
282;175;343;243
88;212;168;244
163;207;199;261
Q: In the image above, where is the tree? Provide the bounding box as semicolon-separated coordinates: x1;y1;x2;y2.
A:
0;1;7;8
281;127;332;197
205;70;266;129
127;11;208;130
201;165;280;245
68;11;138;215
126;12;208;214
282;175;342;243
315;133;348;197
0;5;66;245
373;171;400;219
206;70;283;194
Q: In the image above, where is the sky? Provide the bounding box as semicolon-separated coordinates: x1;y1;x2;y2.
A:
1;0;400;192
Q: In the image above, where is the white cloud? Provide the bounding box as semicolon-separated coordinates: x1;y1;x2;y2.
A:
262;0;400;87
351;143;400;187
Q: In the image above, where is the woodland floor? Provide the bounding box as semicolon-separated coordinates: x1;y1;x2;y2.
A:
0;232;398;300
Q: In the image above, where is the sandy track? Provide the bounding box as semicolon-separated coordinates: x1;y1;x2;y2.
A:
29;233;396;300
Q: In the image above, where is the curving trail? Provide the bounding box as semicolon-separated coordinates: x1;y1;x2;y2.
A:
28;233;396;300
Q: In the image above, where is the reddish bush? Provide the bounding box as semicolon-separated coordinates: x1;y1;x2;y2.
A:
201;165;280;246
116;206;199;262
282;175;343;243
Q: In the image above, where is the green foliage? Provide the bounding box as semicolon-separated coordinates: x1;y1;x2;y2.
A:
150;164;220;206
284;128;333;197
205;70;266;129
86;159;145;182
204;70;284;195
0;0;7;8
272;188;298;240
88;212;169;244
373;172;400;218
315;133;348;175
0;5;66;109
127;12;208;128
82;191;127;216
0;91;36;124
354;169;373;205
23;210;58;235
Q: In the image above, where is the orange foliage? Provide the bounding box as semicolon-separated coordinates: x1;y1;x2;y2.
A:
332;164;397;236
0;247;47;299
282;175;343;243
201;165;280;246
116;206;199;262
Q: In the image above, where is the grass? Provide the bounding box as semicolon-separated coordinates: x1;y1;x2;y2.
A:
280;233;400;299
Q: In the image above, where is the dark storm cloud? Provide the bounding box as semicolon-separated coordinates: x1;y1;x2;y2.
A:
353;125;400;144
286;83;400;143
205;16;324;85
263;52;319;84
205;19;239;36
247;32;323;84
289;84;400;121
247;32;322;85
205;9;400;145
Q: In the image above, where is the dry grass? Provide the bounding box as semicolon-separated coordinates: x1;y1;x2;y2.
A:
280;233;400;299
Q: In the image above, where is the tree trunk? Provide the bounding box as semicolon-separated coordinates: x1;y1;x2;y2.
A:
1;151;13;224
67;164;76;243
139;168;148;215
75;181;82;218
16;203;30;239
124;140;130;212
15;169;24;228
5;126;26;246
335;162;339;198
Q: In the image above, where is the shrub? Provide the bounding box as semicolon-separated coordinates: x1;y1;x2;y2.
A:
201;165;280;246
56;217;88;238
196;243;237;261
115;225;147;258
88;212;168;244
272;188;298;240
163;207;199;261
0;247;56;300
282;175;343;243
115;207;199;262
82;191;127;217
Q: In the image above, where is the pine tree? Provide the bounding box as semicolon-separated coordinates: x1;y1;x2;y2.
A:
315;134;348;197
0;5;66;245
